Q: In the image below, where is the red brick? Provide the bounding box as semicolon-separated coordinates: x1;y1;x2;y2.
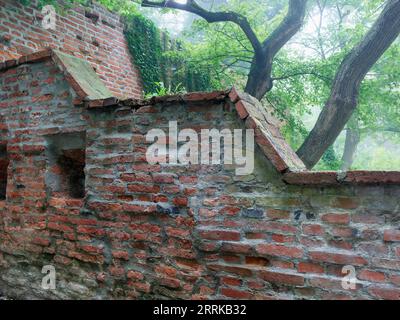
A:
173;197;188;207
270;260;295;270
309;250;367;266
77;226;106;237
69;252;104;264
127;184;160;193
221;277;242;286
368;286;400;300
228;87;240;103
359;270;386;283
159;277;181;289
298;262;324;274
127;270;144;280
179;176;198;184
234;100;249;119
259;270;305;286
271;234;295;243
112;250;129;260
109;266;125;277
389;275;400;286
220;288;253;299
384;230;400;242
207;264;253;277
152;173;175;184
256;244;303;258
302;224;324;236
123;204;157;213
48;222;73;233
219;206;241;216
283;171;339;185
32;237;50;247
221;242;252;254
321;213;350;225
80;245;103;255
344;171;400;185
199;230;241;241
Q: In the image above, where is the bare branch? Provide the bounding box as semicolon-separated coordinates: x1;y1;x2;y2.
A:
142;0;263;54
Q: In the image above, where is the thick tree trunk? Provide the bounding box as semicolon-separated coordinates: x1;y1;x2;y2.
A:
245;55;273;100
297;0;400;169
340;117;360;171
245;0;307;100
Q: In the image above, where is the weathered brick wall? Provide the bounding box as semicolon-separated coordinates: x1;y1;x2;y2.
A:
1;61;400;299
0;0;142;98
0;58;90;298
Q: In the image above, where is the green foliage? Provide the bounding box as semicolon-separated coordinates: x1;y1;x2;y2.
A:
19;0;141;11
168;0;399;170
19;0;89;10
162;48;215;92
144;82;186;99
124;15;215;95
123;12;163;94
351;132;400;170
315;146;341;171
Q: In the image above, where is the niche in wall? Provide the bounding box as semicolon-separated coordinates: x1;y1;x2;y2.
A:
45;132;86;199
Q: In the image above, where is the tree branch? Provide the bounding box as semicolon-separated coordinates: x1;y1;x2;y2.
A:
142;0;263;54
262;0;308;56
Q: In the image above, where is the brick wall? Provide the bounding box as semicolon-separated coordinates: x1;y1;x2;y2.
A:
0;0;142;98
1;59;400;299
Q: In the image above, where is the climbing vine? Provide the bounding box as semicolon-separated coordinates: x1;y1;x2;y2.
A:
18;0;88;9
123;13;163;94
124;14;214;95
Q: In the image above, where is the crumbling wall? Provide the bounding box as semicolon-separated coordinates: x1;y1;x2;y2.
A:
0;58;90;299
0;0;142;98
0;62;399;299
81;98;400;300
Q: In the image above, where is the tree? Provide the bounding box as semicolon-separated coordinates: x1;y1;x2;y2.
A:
142;0;308;100
278;0;400;170
297;0;400;168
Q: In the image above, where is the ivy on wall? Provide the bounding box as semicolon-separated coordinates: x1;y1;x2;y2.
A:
123;14;213;95
123;13;163;94
18;0;89;10
166;53;213;93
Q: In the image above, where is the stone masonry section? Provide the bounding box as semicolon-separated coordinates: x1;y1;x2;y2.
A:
0;0;142;99
0;50;400;300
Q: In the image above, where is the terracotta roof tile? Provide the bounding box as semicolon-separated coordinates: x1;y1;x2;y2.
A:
230;87;306;173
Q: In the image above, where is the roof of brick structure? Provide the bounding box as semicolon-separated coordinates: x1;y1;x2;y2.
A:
2;49;399;186
0;48;115;102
